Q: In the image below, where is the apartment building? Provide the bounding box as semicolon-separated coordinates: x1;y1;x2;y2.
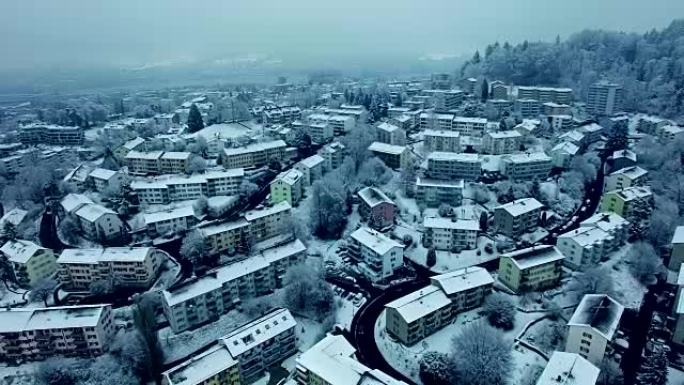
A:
160;152;192;174
18;123;84;146
357;187;396;230
419;113;455;131
481;130;523;155
516;86;573;104
491;84;509;100
57;247;165;290
415;177;463;207
220;308;297;383
536;352;599;385
609;150;637;173
376;122;406;145
60;194;125;241
270;169;303;206
115;137;146;159
0;305;115;361
580;212;629;246
462;77;477;94
390;115;413;131
498;245;564;293
422;217;478;252
243;201;292;243
63;164;93;190
296;334;408;385
306;122;334;144
294;154;325;186
542;102;572;116
0;154;27;174
494;198;543;237
221;140;287;169
88;168;127;194
549;141;580;168
452;117;487;136
385;267;493;345
162;343;240;385
367;142;410;169
599;186;654;221
549;114;574;131
515;98;541;118
486;99;514;118
261;105;302;124
604;166;648;192
125;150;164;175
637;115;669;135
426;152;481;181
200;219;250;256
349;227;404;282
500;152;552;181
670;227;684;271
565;294;624;366
423;129;460;153
587;81;623;116
659;125;684;141
0;240;57;288
422;89;464;112
162;240;305;332
144;206;201;237
558;129;587;149
319;142;346;170
577;122;605;143
557;226;618;269
132;169;244;204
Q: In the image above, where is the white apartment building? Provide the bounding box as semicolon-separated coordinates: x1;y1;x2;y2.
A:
423;129;460;153
516;86;573;104
221;140;287;169
162;343;240;385
542;102;572;116
125;150;163;175
604;166;648;191
295;154;326;186
220;308;297;383
426;152;481;181
580;212;629;246
319;142;346;170
452;117;487;136
557;226;619;269
57;247;165;290
515;98;541;118
587;81;623;116
500;152;552;181
327;114;358;134
637;115;669;135
536;352;599;385
659;125;684;142
88;168;127;194
550;141;580;168
243;201;292;243
565;294;624;366
481;130;523;154
61;194;125;242
422;89;464;112
349;227;404;282
376;122;406;145
200;219;250;256
296;334;408;385
415;177;464;207
494;198;543;237
160;152;192;174
422;217;478;252
144;206;200;237
419;113;455;131
0;240;57;288
162;240;305;332
367;142;410;169
306;122;334;144
0;305;116;361
132;169;244;204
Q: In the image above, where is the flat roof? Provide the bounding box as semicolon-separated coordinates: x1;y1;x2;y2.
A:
163;344;237;385
428;152;480;162
0;305;108;333
368;142;407;156
423;217;479;231
423;129;460;138
58;247;153;264
496;198;543;216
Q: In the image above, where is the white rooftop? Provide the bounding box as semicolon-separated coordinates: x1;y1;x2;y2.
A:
299;154;326;168
144;205;197;224
496;198;543;217
535;351;599;385
163;344;237;385
358;187;394;207
126;150;164;160
350;227;404;255
88;167;117;180
551;141;580;155
428;152;480;162
61;193;94;213
568;294;624;340
222;140;286;156
0;305;108;333
75;203;117;222
415;177;464;189
0;239;47;264
580;212;629;234
377;122;400;133
673;226;684;245
220;308;296;357
430;267;494;295
385;285;451;324
486;130;522;139
423;129;460;138
423;217;479;231
503;152;552;163
609;166;648;180
558;226;611;247
243;201;291;222
200;218;249;237
368;142;407;156
501;245;565;270
58;247;154;264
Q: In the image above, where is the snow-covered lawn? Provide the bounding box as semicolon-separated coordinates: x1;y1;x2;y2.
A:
375;305;547;384
404;235;502;273
335;295;366;331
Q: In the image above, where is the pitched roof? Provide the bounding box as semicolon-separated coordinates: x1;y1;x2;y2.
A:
568;294;624;340
0;239;48;264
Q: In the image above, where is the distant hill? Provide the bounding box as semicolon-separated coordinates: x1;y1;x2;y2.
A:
461;19;684;120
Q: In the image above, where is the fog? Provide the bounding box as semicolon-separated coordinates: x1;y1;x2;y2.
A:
1;0;683;72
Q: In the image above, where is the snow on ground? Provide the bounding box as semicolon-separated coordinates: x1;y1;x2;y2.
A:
602;244;648;309
150;253;182;291
0;283;27;307
294;316;326;352
481;155;503;172
669;366;684;385
0;362;39;385
375;304;547;384
335;295;366;331
404;235;501;273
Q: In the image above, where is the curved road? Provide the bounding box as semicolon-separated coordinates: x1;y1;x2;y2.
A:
349;154;608;383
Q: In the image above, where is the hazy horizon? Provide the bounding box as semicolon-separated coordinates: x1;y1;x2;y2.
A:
2;0;683;74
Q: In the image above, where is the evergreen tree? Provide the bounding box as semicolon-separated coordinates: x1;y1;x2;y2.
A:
472;50;481;64
187;104;205;133
606;125;629;152
481;79;489;102
426;247;437;267
479;212;488;232
3;222;16;241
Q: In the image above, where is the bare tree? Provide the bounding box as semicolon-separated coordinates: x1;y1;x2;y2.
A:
567;266;615;301
450;321;512;385
179;230;207;270
188;155;207;174
283;263;335;321
29;278;57;307
628;242;663;285
483;293;516;330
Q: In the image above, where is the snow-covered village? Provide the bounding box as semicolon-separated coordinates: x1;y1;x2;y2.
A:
0;3;683;385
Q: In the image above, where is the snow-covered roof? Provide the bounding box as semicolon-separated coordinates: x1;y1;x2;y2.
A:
676;288;684;314
367;142;407;156
350;227;404;255
503;152;551;164
125;150;163;160
243;201;291;222
558;226;611;247
161;152;192;160
486;130;522;139
274;169;302;186
423;129;460;138
606;186;652;202
121;137;145;150
377;122;400;133
673;226;684;245
536;351;599;385
609;166;647;180
75;203;117;222
430;267;493;296
200;218;249;237
415;177;464;189
222;140;286;156
220;308;296;357
58;247;154;264
297;335;368;385
385;285;451;323
88;167;117;181
501;245;565;270
0;305;107;333
61;193;94;213
428;152;480;162
580;212;629;234
0;240;48;264
558;130;585;142
453;117;487;124
578;122;604;134
423;217;479;231
611;149;637;162
163;344;237;385
260;239;306;264
568;294;624;340
0;208;28;228
496;198;543;217
358;187;394;208
299;154;326;169
551;141;580;156
144;205;197;224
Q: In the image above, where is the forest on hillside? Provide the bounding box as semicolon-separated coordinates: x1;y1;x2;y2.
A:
461;19;684;120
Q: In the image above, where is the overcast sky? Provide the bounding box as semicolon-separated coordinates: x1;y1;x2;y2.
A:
1;0;683;71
